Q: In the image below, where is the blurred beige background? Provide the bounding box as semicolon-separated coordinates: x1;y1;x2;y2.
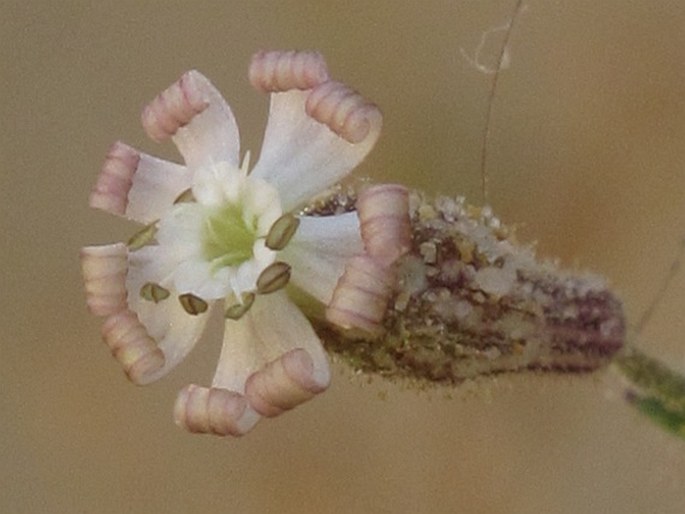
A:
2;1;684;513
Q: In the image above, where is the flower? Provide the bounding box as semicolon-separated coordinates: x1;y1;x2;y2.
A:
81;50;410;436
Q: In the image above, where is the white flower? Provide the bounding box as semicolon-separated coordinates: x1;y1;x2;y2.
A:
80;50;396;436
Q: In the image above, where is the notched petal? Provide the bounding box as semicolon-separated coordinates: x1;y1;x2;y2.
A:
249;50;329;93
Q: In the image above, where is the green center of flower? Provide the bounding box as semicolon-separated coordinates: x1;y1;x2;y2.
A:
203;203;257;268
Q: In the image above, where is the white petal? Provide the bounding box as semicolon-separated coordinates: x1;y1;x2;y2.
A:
142;70;241;171
156;203;206;258
211;315;262;393
280;212;363;304
211;291;329;393
126;246;213;382
126;150;193;224
192;162;245;207
241;177;282;235
173;71;240;171
250;90;381;211
174;260;232;299
90;142;192;224
231;260;256;293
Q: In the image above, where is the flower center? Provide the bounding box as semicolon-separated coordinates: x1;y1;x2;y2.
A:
203;203;257;269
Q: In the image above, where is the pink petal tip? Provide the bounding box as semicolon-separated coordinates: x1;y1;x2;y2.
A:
101;309;165;385
245;349;330;418
89;142;140;216
305;80;382;144
249;50;329;93
326;255;395;336
141;70;210;142
174;385;260;436
80;243;128;316
357;184;412;266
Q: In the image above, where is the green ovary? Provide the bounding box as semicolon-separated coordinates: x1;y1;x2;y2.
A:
203;204;257;268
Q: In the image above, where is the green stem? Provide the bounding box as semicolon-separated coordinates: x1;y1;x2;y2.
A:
615;348;685;440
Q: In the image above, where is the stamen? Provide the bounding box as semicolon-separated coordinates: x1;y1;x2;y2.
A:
173;384;260;436
240;150;252;174
357;184;412;266
244;349;329;417
265;213;300;251
326;255;395;336
249;50;329;93
140;282;171;303
305;81;382;144
224;293;256;320
256;261;291;294
127;222;158;251
179;293;209;315
173;188;195;204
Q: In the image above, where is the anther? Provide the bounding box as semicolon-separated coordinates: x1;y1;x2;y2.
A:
265;213;300;251
256;262;291;294
127;222;158;251
224;293;255;320
179;293;209;315
140;282;171;303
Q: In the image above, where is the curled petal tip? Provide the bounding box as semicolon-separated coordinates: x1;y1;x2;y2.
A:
174;385;260;436
141;70;209;142
357;184;412;266
326;255;395;336
101;309;165;385
305;80;382;144
80;244;128;316
245;348;330;418
125;347;165;385
89;142;140;215
249;50;329;93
